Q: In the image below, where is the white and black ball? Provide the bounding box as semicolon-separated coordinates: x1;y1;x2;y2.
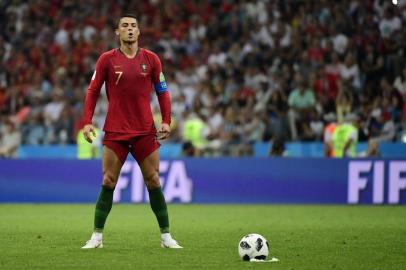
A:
238;233;269;261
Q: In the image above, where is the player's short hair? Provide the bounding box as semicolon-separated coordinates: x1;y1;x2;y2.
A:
117;13;138;27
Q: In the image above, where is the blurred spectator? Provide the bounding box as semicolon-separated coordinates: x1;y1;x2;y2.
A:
366;139;381;157
182;111;209;156
0;0;405;157
22;114;46;145
371;96;396;142
332;114;359;158
394;66;406;96
362;45;385;87
359;139;381;157
265;89;289;139
379;7;401;38
323;116;337;157
332;31;348;56
313;66;339;113
336;90;353;124
182;141;196;157
269;136;286;157
339;53;361;91
0;118;21;158
305;109;324;141
288;76;316;140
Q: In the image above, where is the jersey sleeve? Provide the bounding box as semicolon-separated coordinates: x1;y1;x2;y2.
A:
151;54;168;94
83;54;108;125
152;53;171;125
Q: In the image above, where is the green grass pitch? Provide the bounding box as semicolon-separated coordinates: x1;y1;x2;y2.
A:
0;204;405;270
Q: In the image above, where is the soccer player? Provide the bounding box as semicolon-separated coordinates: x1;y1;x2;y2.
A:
81;14;182;249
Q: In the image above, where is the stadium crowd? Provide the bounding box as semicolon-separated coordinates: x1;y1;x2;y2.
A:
0;0;405;157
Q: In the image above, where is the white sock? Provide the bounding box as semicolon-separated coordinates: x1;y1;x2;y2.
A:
91;232;103;241
161;233;172;242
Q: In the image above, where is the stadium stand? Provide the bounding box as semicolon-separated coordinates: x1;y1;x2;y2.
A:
0;0;405;157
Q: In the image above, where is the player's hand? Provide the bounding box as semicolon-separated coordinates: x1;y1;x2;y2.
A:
157;123;171;140
83;124;96;143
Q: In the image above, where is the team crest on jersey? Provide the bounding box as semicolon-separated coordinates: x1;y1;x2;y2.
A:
140;63;148;76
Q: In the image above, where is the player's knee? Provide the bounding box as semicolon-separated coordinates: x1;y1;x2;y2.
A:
144;171;160;189
102;172;117;189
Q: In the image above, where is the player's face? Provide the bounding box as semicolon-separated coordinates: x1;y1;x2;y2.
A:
116;17;140;43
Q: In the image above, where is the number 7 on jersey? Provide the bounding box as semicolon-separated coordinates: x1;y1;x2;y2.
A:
115;71;123;85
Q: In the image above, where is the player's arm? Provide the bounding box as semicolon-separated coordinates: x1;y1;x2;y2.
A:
83;54;107;143
152;54;171;140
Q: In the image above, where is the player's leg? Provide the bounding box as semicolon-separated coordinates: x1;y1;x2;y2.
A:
138;149;182;248
82;142;128;249
131;135;182;248
95;145;124;230
139;149;168;231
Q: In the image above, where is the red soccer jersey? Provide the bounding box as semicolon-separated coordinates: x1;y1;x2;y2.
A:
83;48;171;136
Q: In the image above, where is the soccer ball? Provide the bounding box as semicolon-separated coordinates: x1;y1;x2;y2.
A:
238;233;269;261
